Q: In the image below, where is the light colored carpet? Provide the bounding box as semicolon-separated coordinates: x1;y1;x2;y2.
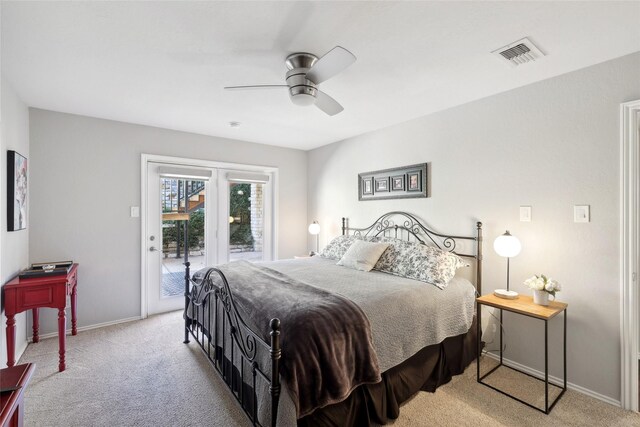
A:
18;311;640;427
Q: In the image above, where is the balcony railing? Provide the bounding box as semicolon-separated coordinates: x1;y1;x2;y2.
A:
161;179;205;213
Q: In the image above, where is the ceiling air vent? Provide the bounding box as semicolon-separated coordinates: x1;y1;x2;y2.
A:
492;37;545;66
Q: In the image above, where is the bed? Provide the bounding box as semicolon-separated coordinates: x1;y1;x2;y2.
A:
183;211;483;427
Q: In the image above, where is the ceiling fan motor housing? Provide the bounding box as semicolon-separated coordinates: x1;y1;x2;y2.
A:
285;53;319;106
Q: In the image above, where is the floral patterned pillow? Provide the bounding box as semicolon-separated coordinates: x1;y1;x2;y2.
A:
318;235;359;260
318;235;378;260
374;237;468;289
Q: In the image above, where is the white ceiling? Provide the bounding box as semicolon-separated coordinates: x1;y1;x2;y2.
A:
2;1;640;150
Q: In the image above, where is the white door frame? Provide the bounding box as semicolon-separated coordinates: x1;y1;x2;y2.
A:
620;99;639;411
140;154;279;319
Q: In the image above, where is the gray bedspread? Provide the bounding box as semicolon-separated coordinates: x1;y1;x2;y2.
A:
190;256;476;426
193;260;382;418
258;256;476;372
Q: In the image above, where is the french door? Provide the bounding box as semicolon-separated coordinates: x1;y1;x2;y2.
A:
145;163;215;315
143;158;274;316
217;170;273;263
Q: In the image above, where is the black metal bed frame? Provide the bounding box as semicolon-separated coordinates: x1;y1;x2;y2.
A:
183;264;281;427
183;211;482;427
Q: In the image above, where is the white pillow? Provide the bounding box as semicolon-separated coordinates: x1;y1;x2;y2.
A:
337;240;390;272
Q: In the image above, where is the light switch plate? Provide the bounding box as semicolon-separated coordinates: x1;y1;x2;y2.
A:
520;206;531;222
574;205;590;223
130;206;140;218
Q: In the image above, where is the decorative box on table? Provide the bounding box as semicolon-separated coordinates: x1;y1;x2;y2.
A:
18;261;73;279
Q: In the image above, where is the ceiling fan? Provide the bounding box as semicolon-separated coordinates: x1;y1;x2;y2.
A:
224;46;356;116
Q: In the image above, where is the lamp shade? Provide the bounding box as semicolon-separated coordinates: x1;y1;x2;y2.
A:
308;221;320;235
493;230;521;258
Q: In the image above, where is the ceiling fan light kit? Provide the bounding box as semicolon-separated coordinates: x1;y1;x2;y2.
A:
224;46;356;116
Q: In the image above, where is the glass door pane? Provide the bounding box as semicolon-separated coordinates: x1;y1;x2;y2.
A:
161;178;206;297
228;182;263;262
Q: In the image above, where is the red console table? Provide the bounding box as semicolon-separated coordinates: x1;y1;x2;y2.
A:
0;363;35;427
3;264;78;372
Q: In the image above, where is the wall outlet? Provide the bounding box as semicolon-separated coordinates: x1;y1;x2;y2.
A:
520;206;531;222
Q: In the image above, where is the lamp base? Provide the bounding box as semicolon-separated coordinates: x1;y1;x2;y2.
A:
494;289;519;299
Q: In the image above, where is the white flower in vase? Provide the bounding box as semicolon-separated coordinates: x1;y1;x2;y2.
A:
524;274;561;305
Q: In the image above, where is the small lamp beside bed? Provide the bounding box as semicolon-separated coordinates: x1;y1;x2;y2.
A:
493;230;521;299
308;221;321;255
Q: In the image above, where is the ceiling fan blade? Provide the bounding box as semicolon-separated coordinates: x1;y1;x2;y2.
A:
306;46;356;84
315;91;344;116
224;85;288;91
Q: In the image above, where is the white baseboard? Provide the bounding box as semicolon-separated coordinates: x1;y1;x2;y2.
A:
15;339;28;364
484;352;621;408
29;316;141;342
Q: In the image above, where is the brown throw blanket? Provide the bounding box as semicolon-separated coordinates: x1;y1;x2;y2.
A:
193;260;381;418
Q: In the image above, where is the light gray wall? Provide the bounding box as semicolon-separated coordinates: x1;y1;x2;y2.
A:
307;52;640;402
1;76;30;366
29;110;307;335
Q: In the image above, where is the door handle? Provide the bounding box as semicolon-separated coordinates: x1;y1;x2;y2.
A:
149;246;159;252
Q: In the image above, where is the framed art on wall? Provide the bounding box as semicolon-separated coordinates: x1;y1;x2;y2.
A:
7;150;28;231
358;163;428;201
407;170;421;191
375;177;389;192
362;177;373;195
391;175;405;191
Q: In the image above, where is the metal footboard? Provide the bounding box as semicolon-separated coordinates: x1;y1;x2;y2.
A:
183;260;281;427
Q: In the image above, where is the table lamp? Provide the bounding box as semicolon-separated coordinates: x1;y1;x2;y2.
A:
493;230;521;298
308;221;320;255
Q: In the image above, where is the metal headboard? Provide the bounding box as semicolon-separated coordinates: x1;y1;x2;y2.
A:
341;211;483;294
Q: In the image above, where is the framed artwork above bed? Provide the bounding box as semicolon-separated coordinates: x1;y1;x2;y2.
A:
391;175;405;191
374;177;389;192
358;163;428;201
